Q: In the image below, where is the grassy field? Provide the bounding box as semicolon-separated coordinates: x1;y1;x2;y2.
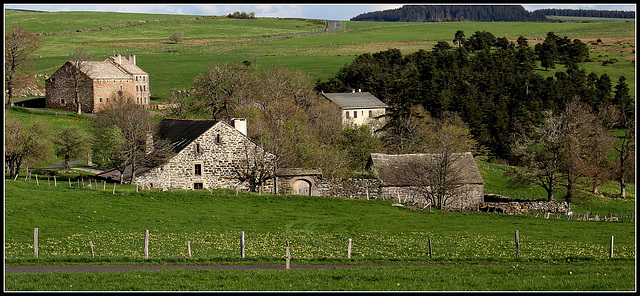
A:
4;10;635;99
4;169;635;291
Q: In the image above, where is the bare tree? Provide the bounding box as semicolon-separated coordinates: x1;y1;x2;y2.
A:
406;116;478;209
4;115;50;178
192;61;251;120
232;139;277;193
612;112;635;199
5;26;43;107
68;47;93;114
94;99;167;184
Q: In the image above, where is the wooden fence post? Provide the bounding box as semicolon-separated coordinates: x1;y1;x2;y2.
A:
34;228;39;259
428;238;433;259
285;241;291;269
113;183;116;194
610;236;614;258
35;174;39;186
188;240;192;258
240;231;245;258
347;238;352;259
54;175;57;187
515;230;520;259
144;230;149;259
89;240;95;258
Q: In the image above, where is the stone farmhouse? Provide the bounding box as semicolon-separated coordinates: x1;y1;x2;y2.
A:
321;90;388;128
45;54;149;113
128;118;281;192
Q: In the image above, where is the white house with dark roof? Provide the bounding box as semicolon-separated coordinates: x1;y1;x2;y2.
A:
321;90;388;128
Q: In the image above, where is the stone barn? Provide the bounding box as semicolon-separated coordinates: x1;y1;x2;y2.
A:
45;54;149;113
131;118;277;191
367;152;485;210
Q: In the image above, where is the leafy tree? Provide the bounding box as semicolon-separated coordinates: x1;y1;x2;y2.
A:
53;125;91;169
510;110;564;201
453;30;465;48
4;26;43;107
4;115;50;178
169;31;183;44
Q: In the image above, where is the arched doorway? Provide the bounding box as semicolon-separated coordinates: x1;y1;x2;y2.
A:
292;179;312;196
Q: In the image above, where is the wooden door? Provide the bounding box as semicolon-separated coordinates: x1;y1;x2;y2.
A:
292;179;311;196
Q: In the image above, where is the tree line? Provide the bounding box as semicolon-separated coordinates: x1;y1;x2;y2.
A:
531;8;635;19
350;5;547;22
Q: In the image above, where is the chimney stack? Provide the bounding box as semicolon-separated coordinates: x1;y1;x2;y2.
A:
231;118;247;136
129;55;136;65
117;54;122;64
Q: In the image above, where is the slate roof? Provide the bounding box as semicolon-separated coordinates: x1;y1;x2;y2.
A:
72;55;147;80
79;61;132;80
157;118;219;152
369;152;484;186
322;92;388;110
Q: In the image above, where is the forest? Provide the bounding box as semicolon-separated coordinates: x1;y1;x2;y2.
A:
350;5;547;22
531;8;635;19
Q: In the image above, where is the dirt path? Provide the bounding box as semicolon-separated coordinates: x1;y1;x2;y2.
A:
5;264;388;273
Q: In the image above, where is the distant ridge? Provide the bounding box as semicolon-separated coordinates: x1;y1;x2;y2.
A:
350;5;546;22
531;8;635;19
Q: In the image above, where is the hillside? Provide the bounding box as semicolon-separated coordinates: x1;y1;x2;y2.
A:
350;5;546;22
4;10;635;101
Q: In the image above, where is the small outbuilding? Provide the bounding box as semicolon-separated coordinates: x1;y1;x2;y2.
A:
368;152;484;210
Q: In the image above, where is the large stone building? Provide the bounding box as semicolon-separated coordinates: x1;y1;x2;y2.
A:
321;90;387;128
45;54;149;113
131;118;278;192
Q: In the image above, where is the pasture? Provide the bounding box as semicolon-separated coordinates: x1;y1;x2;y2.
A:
4;170;635;291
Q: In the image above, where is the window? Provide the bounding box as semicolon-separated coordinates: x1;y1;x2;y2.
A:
60;99;66;104
353;111;357;119
369;110;373;117
195;143;201;153
194;164;202;176
99;98;103;102
215;134;221;144
194;183;203;189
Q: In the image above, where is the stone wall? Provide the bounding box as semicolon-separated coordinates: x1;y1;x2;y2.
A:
316;178;382;200
478;194;571;215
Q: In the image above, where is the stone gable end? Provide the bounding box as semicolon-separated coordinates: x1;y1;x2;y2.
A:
135;121;275;191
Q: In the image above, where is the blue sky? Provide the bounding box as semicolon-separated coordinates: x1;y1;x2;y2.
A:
4;3;636;21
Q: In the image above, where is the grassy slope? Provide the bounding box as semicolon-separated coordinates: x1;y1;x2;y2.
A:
4;11;635;99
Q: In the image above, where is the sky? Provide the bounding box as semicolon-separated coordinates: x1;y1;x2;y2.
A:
3;3;636;21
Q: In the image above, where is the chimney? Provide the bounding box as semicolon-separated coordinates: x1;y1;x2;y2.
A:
145;131;154;153
231;118;247;136
129;55;136;65
116;54;122;64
